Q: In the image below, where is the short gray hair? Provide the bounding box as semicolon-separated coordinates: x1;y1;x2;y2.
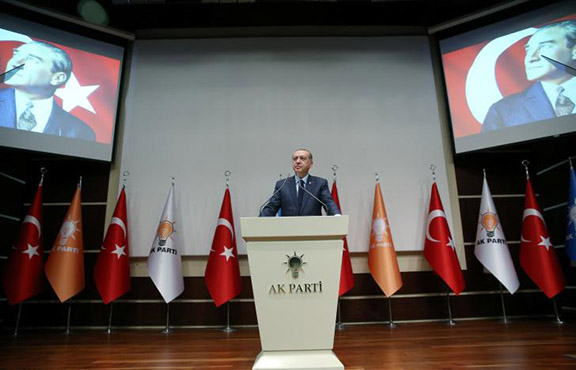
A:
293;149;313;161
537;20;576;49
29;41;73;85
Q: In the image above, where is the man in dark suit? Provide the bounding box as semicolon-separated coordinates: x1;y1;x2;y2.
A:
0;41;95;141
482;20;576;132
260;149;340;217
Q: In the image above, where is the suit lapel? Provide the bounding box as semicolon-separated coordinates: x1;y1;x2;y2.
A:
299;175;314;213
525;82;555;122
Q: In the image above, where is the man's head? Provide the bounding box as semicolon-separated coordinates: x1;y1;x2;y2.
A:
524;20;576;84
5;41;73;98
292;149;313;178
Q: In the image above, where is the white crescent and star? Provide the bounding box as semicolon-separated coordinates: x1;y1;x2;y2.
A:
111;244;127;259
220;246;236;261
23;215;41;238
426;209;446;243
466;27;537;124
521;208;546;244
217;218;234;238
22;243;39;259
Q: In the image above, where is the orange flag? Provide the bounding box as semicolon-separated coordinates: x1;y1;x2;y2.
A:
368;182;403;297
45;184;85;302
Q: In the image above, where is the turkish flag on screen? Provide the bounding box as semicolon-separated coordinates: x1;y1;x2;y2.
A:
0;34;121;143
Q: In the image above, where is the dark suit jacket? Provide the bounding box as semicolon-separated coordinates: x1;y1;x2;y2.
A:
260;175;340;217
0;88;96;141
482;82;556;132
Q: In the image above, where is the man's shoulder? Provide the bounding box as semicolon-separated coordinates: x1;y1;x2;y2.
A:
49;104;96;141
491;83;542;110
0;88;15;100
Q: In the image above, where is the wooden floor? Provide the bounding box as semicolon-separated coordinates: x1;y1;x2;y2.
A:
1;320;575;369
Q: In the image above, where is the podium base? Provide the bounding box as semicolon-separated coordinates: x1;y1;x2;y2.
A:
253;350;344;370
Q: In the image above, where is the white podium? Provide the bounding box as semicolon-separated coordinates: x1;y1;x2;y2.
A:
241;216;349;370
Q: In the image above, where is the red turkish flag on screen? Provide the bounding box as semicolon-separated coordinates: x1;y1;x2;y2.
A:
331;181;354;296
520;179;565;298
93;188;131;304
2;180;44;305
424;183;465;295
205;189;242;307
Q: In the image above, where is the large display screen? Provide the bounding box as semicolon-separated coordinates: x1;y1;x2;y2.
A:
0;14;124;161
440;3;576;154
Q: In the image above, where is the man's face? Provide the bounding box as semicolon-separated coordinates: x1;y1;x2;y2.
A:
292;150;313;178
524;26;576;84
5;43;63;92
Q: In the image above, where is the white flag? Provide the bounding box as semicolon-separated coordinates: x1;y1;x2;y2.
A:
147;185;184;303
474;176;520;294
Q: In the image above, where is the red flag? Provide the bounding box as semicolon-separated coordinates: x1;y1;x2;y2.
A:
205;189;242;307
520;179;565;298
424;183;465;295
2;181;43;305
45;185;85;302
331;181;354;296
93;188;130;304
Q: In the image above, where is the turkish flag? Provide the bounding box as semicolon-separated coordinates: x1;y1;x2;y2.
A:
45;185;85;302
2;181;43;305
424;183;465;295
520;179;565;298
93;188;130;304
205;189;242;307
331;181;354;296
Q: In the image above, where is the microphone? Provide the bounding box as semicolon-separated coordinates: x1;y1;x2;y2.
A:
258;173;290;216
295;173;329;212
1;64;25;83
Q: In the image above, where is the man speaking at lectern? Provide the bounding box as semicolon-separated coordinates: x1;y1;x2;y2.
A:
260;149;340;217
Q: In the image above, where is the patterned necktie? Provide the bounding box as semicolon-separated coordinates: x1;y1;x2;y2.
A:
17;102;37;131
555;87;575;117
297;179;305;212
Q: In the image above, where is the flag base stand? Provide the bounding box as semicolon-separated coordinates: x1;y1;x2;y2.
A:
498;284;509;324
445;287;456;326
253;350;344;370
13;303;23;336
552;298;564;325
161;303;172;334
335;300;345;331
387;297;397;328
65;302;73;334
221;302;236;333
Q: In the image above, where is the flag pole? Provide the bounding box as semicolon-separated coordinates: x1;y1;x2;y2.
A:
552;297;564;325
387;296;396;328
221;170;237;333
498;283;509;323
445;285;455;326
332;165;346;331
162;303;171;334
106;302;114;334
222;301;236;333
336;300;345;330
66;302;72;334
13;303;23;336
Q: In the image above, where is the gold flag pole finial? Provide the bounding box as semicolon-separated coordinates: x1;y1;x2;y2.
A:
375;172;379;183
78;176;83;189
430;164;437;182
569;156;573;169
171;177;175;187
